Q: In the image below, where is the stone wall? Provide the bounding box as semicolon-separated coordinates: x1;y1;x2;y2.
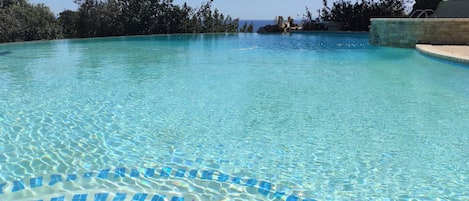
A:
369;18;469;48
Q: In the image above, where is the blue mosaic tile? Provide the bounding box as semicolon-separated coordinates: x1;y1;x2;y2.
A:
97;169;110;179
132;193;147;201
188;170;198;178
171;196;184;201
51;196;65;201
232;177;241;184
83;172;93;178
12;180;25;192
113;193;126;201
1;166;311;201
274;192;285;199
67;174;77;181
160;167;171;177
286;195;299;201
201;170;213;180
217;173;229;182
144;168;155;177
49;175;62;186
30;177;43;188
94;193;109;201
175;169;185;177
258;181;271;196
72;194;87;201
0;182;6;194
151;194;166;201
130;169;140;177
245;178;257;187
115;168;126;178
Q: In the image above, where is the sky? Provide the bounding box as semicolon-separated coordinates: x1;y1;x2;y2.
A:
29;0;415;20
28;0;325;20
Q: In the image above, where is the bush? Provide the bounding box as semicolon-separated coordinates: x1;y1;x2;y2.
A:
0;1;60;42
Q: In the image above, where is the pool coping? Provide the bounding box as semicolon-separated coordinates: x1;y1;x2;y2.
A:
416;44;469;64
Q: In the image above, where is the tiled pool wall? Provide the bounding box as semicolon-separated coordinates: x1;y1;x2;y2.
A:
370;18;469;48
0;166;316;201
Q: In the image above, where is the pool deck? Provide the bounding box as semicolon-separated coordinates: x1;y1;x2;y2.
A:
416;44;469;64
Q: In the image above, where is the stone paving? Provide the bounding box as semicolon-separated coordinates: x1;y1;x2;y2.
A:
416;44;469;64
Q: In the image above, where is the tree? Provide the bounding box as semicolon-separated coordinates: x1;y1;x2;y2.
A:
1;0;240;43
302;6;323;30
196;1;214;32
0;0;26;8
375;0;406;17
321;0;332;21
320;0;405;31
193;1;238;33
0;0;60;42
75;0;100;37
239;22;254;33
59;10;79;38
412;0;442;11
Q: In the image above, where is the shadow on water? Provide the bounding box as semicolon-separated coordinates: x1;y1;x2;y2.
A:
0;50;13;56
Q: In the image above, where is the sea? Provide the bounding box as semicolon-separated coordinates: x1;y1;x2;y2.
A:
238;20;274;32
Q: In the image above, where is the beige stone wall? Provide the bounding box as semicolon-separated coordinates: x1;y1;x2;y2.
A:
370;18;469;48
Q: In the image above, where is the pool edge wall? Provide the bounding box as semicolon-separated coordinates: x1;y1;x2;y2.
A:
369;18;469;48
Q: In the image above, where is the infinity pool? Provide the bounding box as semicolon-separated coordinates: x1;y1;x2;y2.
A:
0;33;468;200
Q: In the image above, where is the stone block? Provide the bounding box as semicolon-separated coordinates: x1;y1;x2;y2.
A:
370;18;469;47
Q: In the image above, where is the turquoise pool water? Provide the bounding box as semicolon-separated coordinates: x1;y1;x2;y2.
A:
0;33;468;200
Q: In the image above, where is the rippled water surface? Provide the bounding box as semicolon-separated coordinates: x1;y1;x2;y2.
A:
0;33;468;200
